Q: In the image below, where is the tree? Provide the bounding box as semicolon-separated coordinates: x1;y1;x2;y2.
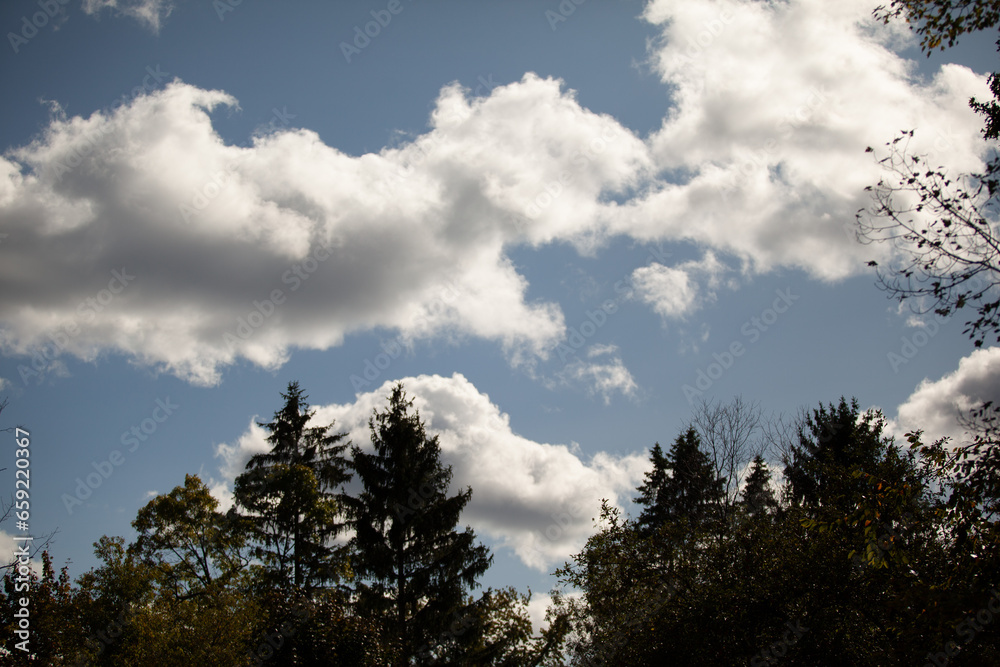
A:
345;383;492;666
73;536;159;666
783;398;894;508
635;427;725;535
691;396;768;522
552;398;962;665
633;442;669;534
971;60;1000;140
857;132;1000;347
0;550;89;665
231;381;353;592
130;474;249;601
874;0;1000;52
741;455;778;516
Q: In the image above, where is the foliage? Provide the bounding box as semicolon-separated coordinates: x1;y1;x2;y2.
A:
0;551;87;665
741;455;778;515
634;427;725;536
874;0;1000;52
857;132;1000;347
11;382;1000;664
131;474;249;601
231;381;353;592
344;382;493;665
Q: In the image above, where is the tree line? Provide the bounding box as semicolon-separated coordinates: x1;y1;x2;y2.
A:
2;387;999;665
0;382;566;665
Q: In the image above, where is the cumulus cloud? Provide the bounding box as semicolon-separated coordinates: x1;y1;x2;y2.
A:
631;250;727;319
82;0;176;32
610;0;990;280
1;0;991;388
0;76;648;385
212;373;649;571
893;347;1000;445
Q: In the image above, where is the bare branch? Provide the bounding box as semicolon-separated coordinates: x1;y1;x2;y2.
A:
857;132;1000;347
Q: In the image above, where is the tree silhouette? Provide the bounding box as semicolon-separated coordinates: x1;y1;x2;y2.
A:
741;455;777;516
636;427;725;536
231;381;353;592
345;383;492;665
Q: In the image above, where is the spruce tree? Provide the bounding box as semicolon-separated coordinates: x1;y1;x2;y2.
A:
783;397;888;508
635;427;725;534
634;442;669;534
231;381;353;592
740;455;777;515
345;383;492;666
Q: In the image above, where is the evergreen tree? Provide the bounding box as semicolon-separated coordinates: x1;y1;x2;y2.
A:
231;381;353;592
634;442;669;534
740;455;777;515
345;383;492;666
783;397;887;508
636;427;725;534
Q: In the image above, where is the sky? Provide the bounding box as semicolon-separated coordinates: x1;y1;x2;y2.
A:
0;0;998;632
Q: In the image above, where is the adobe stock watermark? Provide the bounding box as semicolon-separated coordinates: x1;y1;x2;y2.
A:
527;484;603;569
414;608;476;661
886;277;985;373
374;73;499;200
178;106;296;223
340;0;412;64
749;618;809;666
924;588;1000;666
61;397;179;515
213;0;244;22
17;268;135;386
682;287;799;404
716;87;830;202
545;0;589;31
551;243;672;366
519;124;623;224
348;277;460;392
246;599;313;666
670;7;736;66
223;243;336;348
48;66;171;182
585;576;679;665
73;604;138;666
6;0;70;54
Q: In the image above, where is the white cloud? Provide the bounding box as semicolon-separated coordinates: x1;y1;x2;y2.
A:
631;250;727;319
610;0;990;280
0;76;650;385
556;345;638;404
893;347;1000;445
212;373;649;572
0;1;990;387
82;0;176;32
0;529;44;577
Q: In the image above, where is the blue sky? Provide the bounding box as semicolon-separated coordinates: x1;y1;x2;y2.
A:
1;0;998;630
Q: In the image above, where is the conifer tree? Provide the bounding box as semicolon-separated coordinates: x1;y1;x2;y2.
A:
345;383;492;666
634;442;669;534
783;397;887;508
740;455;777;515
635;427;725;534
231;381;353;592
